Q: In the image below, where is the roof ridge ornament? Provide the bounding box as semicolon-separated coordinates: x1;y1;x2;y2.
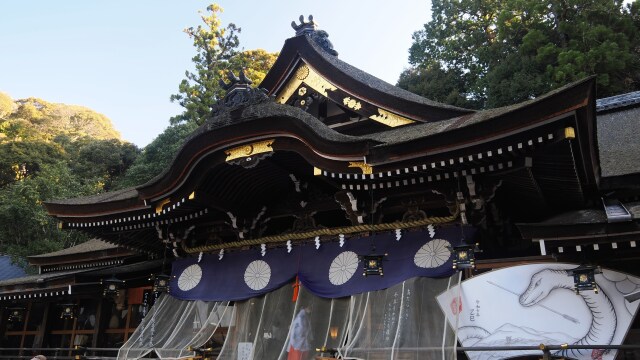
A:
219;70;252;92
291;15;338;56
210;69;271;117
291;15;317;35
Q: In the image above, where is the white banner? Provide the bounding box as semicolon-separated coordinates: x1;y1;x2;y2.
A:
437;263;640;360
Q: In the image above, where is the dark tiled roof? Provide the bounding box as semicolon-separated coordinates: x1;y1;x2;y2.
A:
535;209;608;225
198;101;371;144
596;91;640;112
45;77;595;211
28;239;119;259
46;187;138;205
522;201;640;226
47;102;373;208
81;259;164;276
0;268;102;287
305;36;472;113
369;78;590;146
0;256;26;281
139;101;377;189
597;106;640;177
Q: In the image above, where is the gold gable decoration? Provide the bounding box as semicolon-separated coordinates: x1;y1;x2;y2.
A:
277;64;416;128
225;140;275;162
369;109;415;127
277;64;337;104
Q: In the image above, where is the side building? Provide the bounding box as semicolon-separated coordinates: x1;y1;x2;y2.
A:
0;239;163;358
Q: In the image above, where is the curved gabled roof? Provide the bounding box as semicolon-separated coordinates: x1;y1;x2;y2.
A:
135;100;380;200
367;77;596;153
260;34;474;123
44;76;597;219
44;101;379;212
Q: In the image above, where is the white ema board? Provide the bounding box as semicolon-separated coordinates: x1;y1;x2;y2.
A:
436;263;640;360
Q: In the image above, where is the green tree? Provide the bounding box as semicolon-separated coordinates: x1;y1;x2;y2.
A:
0;92;13;120
170;4;277;126
228;49;278;85
0;92;139;268
169;4;241;126
403;0;640;108
0;163;94;270
397;64;482;108
68;139;140;191
0;141;64;187
3;97;121;141
114;122;198;189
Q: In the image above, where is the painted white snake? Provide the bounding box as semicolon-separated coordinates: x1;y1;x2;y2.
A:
519;269;616;357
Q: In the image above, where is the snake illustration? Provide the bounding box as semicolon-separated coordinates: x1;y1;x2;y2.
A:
519;269;616;358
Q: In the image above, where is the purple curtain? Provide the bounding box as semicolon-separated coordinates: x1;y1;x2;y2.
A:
170;226;473;301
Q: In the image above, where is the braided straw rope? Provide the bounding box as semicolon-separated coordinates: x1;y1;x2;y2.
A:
183;210;459;254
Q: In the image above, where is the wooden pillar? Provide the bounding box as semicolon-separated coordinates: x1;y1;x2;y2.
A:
35;301;50;349
18;301;31;353
91;298;104;349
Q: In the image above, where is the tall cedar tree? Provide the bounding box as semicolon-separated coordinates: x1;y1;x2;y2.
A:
399;0;640;109
170;4;277;126
121;4;278;190
170;4;239;125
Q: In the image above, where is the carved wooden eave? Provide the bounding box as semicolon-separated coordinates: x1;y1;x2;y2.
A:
27;239;135;268
45;77;597;214
515;203;640;271
259;35;474;131
367;77;598;182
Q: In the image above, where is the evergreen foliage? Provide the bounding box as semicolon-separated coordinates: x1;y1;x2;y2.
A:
0;93;139;270
114;122;198;189
169;4;277;126
117;3;278;190
400;0;640;108
1;3;283;270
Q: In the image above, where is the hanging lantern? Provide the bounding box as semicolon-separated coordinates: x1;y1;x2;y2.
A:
568;264;601;294
102;275;125;297
330;326;339;340
60;303;77;319
451;243;479;270
7;307;24;322
360;253;386;276
150;273;170;294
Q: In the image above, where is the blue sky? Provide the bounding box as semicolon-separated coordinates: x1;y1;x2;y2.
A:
0;1;430;147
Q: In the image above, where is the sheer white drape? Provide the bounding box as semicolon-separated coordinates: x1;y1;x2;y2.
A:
119;275;455;360
217;282;351;360
117;294;230;360
341;276;456;360
217;282;297;360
